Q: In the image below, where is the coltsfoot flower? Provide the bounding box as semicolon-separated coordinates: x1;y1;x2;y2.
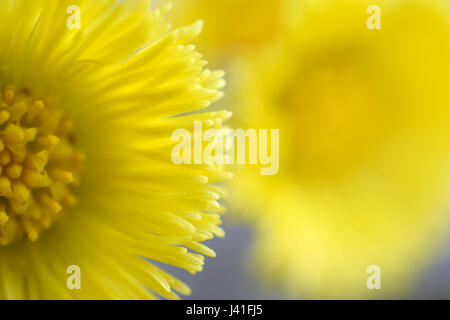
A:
230;0;450;298
0;0;229;299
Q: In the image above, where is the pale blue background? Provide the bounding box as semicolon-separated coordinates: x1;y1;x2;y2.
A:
160;217;450;300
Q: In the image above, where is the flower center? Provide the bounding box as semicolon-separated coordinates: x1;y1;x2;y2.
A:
0;87;84;246
285;63;387;182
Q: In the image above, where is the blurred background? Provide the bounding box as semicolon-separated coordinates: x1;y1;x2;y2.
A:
154;0;450;299
164;218;450;299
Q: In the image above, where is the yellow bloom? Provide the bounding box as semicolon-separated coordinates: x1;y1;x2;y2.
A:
0;0;228;299
230;0;450;298
161;0;289;63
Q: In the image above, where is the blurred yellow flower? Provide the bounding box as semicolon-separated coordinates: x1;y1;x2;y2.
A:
230;0;450;298
160;0;289;63
0;0;228;299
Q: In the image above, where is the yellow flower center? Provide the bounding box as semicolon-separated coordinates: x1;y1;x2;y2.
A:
285;62;388;182
0;87;84;246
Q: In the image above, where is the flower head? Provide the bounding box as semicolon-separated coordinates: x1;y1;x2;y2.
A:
230;0;450;298
0;0;228;299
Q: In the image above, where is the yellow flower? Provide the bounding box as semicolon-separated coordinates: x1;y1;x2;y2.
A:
230;0;450;298
0;0;228;299
161;0;289;63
